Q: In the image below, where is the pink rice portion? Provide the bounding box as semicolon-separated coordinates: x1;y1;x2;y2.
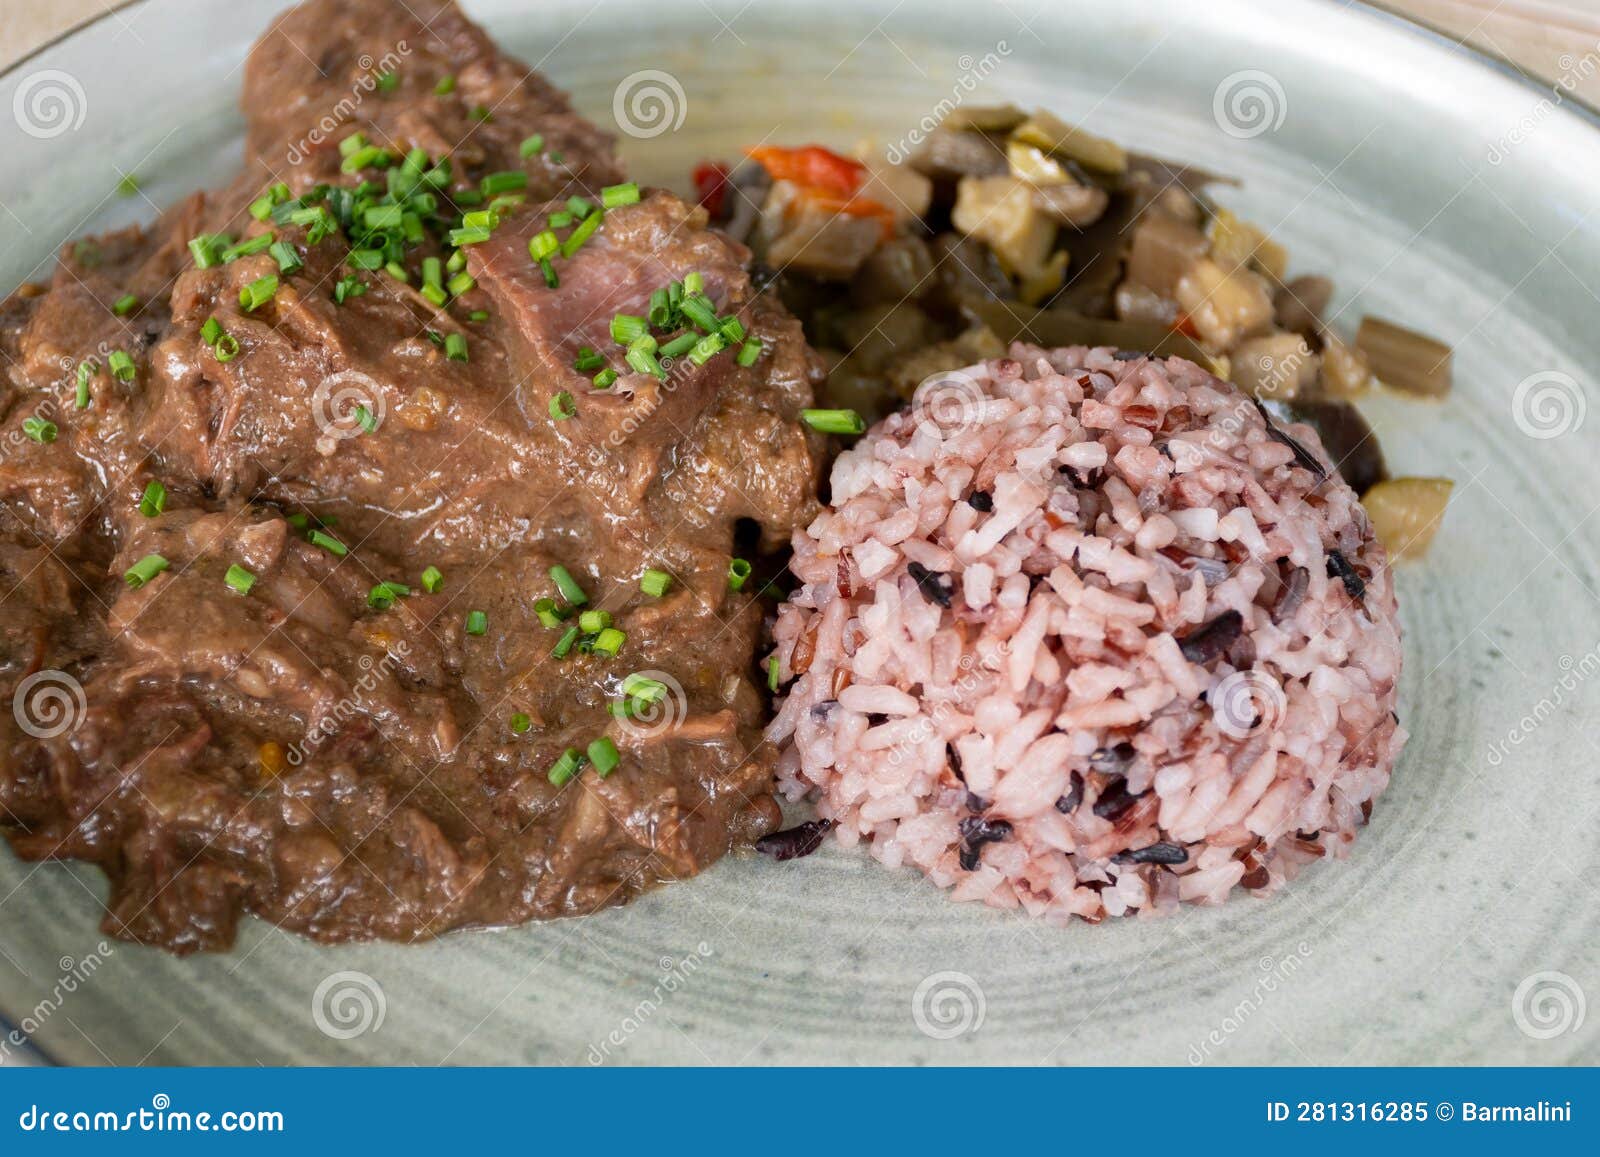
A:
766;345;1405;923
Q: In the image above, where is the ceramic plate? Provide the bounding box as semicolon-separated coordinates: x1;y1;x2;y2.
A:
2;0;1597;1066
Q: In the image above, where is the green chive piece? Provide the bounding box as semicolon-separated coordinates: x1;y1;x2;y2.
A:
610;314;647;344
683;271;704;295
363;204;403;229
348;248;385;271
22;417;56;444
573;347;606;373
422;256;443;288
384;261;409;284
446;271;475;296
552;625;580;658
448;226;492;247
623;673;669;703
465;610;488;636
354;403;379;434
510;712;533;734
528;230;559;261
214;333;241;363
592;627;625;657
75;371;91;411
367;581;410;609
640;569;672;598
519;134;544;158
470;105;493;123
720;316;747;344
625;336;665;380
308;529;347;557
117;173;140;197
549;565;588;606
188;234;226;268
547;747;585;786
687;332;726;365
468;310;490;323
539;258;559;289
768;655;781;692
334;276;367;305
648;288;672;329
112;294;139;317
801;408;866;436
239;274;279;313
587;736;620;777
444;332;469;362
728;557;752;591
658;332;697;360
249;192;275;221
548;211;573;229
592;368;618;389
339;132;367;158
548;391;576;421
138;481;166;518
108;350;136;381
375;70;399;93
534;597;566;629
560;208;602;258
123;553;169;589
434;74;456;96
421;565;443;593
225;564;257;595
737;338;764;366
679;294;720;333
222;233;275;262
481;171;528;196
600;182;641;209
577;609;612;633
201;317;222;346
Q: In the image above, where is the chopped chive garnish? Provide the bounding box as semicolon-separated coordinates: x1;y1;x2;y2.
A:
308;528;347;556
510;712;533;734
334;276;367;304
468;310;490;323
577;609;612;633
534;597;566;629
117;173;140;197
225;564;257;595
528;230;559;261
688;332;726;365
658;332;697;360
549;565;587;605
552;624;580;658
481;170;528;196
573;347;606;372
375;70;399;93
422;256;443;288
22;417;56;444
768;655;781;692
560;208;602;258
75;372;91;410
341;145;388;174
600;183;641;209
353;403;379;434
593;368;618;389
123;553;169;589
639;569;672;598
720;316;746;343
239;274;279;312
222;233;275;262
248;193;275;221
384;260;409;284
108;350;136;381
444;332;469;362
539;258;559;289
446;271;475;296
201;317;222;346
339;132;367;158
367;581;410;609
519;134;544;158
189;235;227;268
567;196;594;219
549;391;576;421
434;74;456;95
471;104;493;123
548;211;573;229
648;288;672;329
348;248;385;270
587;736;620;777
680;294;720;333
801;408;866;435
737;337;764;366
421;565;443;593
547;747;585;786
610;314;646;344
625;336;665;380
448;226;492;246
214;333;241;363
138;480;166;518
683;271;704;295
363;204;403;229
112;294;140;317
464;610;488;636
592;627;626;657
623;673;669;702
728;557;752;590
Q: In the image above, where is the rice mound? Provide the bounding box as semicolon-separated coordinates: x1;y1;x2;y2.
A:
767;345;1405;922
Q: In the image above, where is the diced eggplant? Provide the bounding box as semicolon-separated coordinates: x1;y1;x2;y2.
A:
1175;258;1275;347
1356;316;1452;398
952;175;1058;277
1229;332;1318;401
1011;110;1128;175
1362;476;1452;558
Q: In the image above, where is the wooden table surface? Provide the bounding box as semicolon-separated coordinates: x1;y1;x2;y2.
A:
4;1;1600;98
